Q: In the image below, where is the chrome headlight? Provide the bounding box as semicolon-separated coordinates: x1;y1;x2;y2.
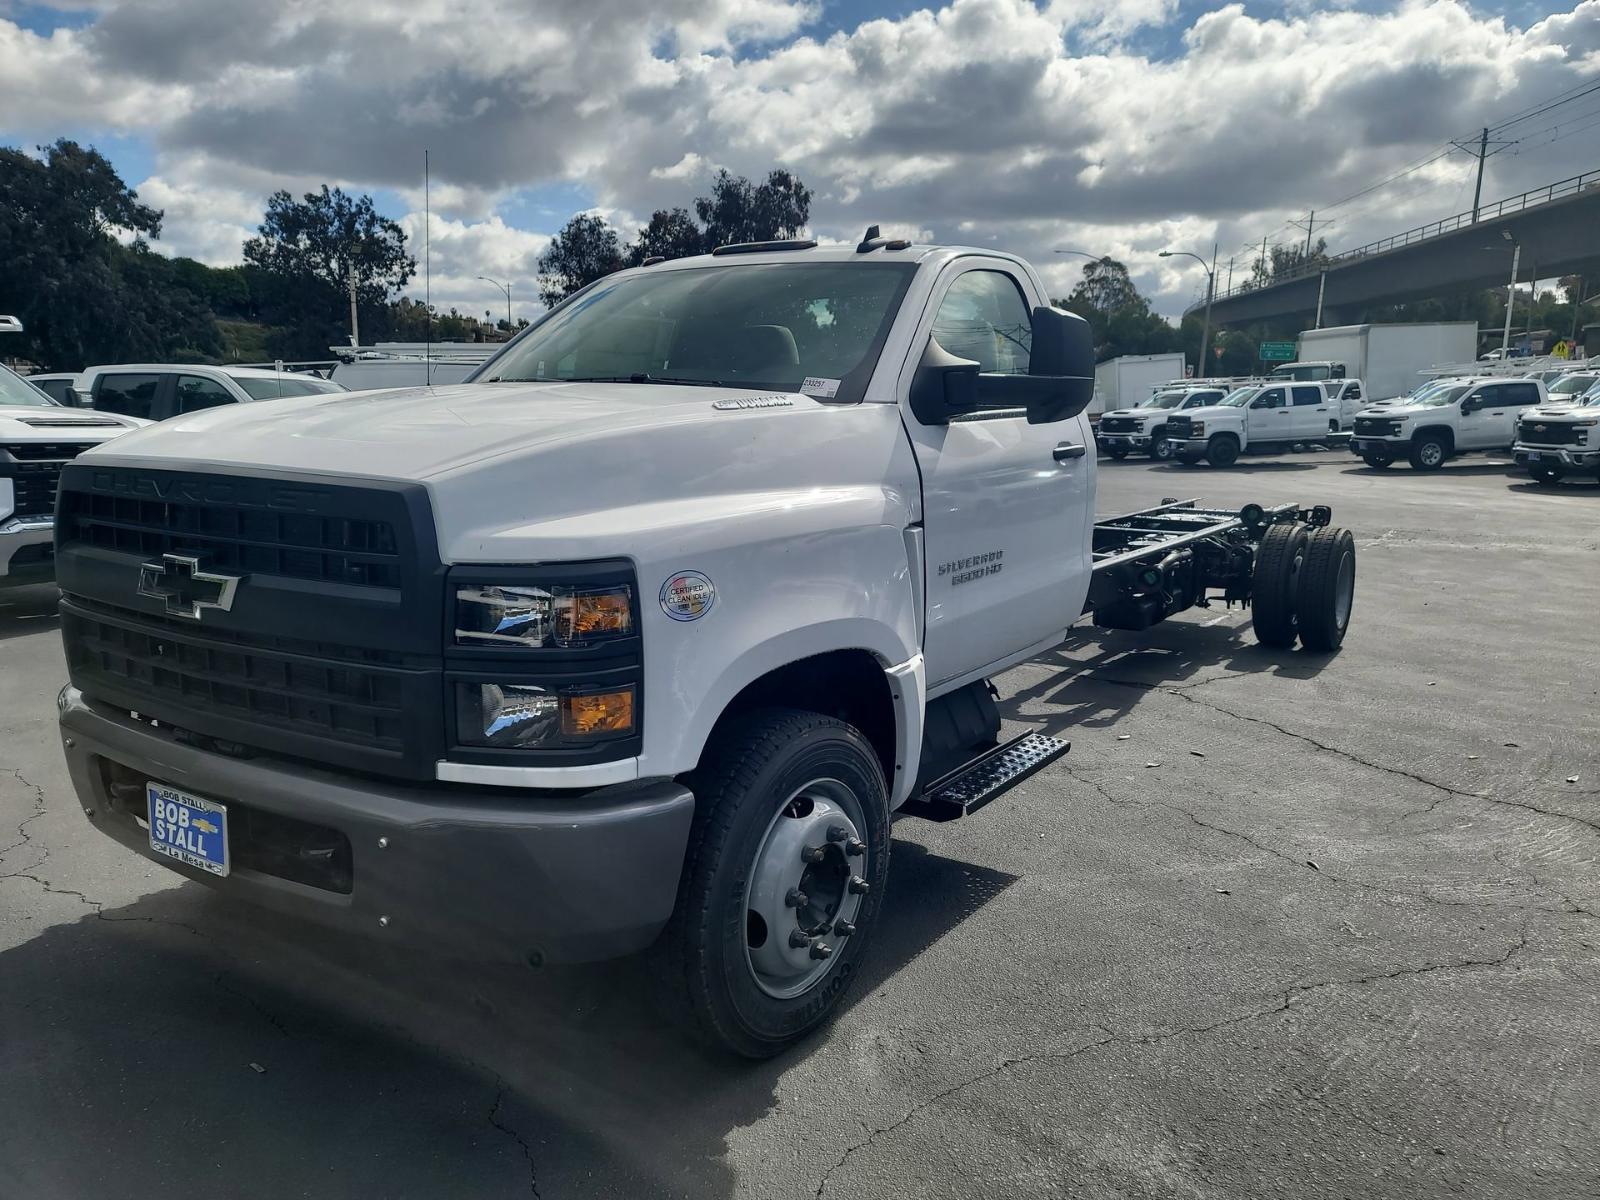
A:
455;583;634;648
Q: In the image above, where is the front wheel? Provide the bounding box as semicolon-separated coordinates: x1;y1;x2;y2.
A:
1528;465;1565;485
662;708;890;1058
1361;453;1392;469
1409;436;1448;470
1107;448;1129;461
1206;435;1240;468
1149;434;1174;461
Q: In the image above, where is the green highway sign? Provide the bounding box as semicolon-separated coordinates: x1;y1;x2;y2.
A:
1259;341;1297;361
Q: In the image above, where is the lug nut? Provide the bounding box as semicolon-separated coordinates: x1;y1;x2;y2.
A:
800;844;827;864
845;837;866;857
834;920;856;937
788;929;813;949
809;942;834;960
785;887;809;908
826;825;849;842
848;876;870;895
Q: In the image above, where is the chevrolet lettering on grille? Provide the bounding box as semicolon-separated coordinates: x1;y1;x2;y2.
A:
137;554;242;620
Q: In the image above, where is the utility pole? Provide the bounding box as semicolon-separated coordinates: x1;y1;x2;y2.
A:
1289;211;1331;260
1501;241;1521;358
1315;271;1327;329
1453;126;1515;222
347;262;360;348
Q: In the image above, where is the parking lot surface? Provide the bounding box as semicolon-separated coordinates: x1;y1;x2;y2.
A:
2;450;1596;1199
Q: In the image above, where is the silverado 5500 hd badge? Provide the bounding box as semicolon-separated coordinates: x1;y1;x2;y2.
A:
939;550;1004;586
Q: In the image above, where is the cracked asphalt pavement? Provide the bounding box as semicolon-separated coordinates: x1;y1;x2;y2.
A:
3;451;1597;1198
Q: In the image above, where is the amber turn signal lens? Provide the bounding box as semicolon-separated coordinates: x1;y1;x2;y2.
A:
560;689;635;736
554;587;633;645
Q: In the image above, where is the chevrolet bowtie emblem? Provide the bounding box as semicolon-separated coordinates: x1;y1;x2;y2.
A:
137;554;241;620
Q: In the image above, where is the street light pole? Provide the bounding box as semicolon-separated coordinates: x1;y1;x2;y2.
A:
477;275;514;330
1160;246;1217;378
1501;240;1521;358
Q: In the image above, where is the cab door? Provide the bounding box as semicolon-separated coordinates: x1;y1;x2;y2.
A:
900;260;1095;693
1246;385;1292;441
1455;384;1497;449
1483;381;1541;447
1290;384;1332;436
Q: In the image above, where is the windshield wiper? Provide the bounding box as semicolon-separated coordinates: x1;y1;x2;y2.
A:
487;374;732;387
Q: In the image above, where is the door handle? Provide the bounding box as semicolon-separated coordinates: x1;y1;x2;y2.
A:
1053;442;1087;462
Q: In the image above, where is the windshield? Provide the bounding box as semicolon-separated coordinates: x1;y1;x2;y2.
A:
1269;364;1331;381
1219;387;1257;407
229;374;347;401
1146;391;1188;409
0;363;57;406
1548;374;1598;396
1415;384;1472;407
481;262;919;399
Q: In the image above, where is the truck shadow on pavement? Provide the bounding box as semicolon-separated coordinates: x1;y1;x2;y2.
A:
1002;620;1335;735
0;840;1015;1198
0;583;60;643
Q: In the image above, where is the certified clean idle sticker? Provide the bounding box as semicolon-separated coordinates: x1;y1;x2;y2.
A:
660;571;716;621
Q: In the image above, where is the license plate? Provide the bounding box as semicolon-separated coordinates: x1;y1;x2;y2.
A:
147;783;229;876
1525;451;1541;461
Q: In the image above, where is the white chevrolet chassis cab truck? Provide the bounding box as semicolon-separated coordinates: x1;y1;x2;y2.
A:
55;239;1357;1057
1;318;147;588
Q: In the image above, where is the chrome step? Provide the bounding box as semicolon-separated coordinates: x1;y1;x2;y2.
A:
899;731;1070;823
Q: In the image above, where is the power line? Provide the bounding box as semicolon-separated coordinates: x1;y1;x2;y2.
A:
1487;77;1600;135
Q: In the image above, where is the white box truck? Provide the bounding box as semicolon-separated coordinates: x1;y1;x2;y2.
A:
1273;323;1477;401
1091;353;1187;421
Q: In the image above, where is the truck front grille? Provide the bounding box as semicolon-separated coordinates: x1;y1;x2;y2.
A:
55;465;447;779
1518;421;1584;446
1354;417;1400;437
1098;417;1140;434
2;442;98;519
1165;416;1193;438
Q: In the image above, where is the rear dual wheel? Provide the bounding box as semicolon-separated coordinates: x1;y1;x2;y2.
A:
1251;525;1356;652
662;708;890;1058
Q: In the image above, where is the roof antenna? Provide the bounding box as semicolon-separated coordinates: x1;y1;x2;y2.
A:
424;148;431;388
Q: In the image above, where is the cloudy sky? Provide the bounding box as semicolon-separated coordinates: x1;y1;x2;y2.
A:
2;0;1598;323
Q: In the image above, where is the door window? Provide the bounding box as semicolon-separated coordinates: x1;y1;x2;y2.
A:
931;271;1032;378
175;375;236;414
1495;382;1541;408
1344;383;1362;400
1291;385;1323;406
94;373;161;419
1251;388;1286;409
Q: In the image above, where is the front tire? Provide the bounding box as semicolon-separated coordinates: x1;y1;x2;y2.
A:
662;708;890;1058
1528;465;1565;485
1408;435;1448;470
1149;434;1173;461
1251;523;1308;648
1361;453;1392;469
1206;435;1240;468
1107;448;1129;461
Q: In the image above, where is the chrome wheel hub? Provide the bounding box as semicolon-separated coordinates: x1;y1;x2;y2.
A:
744;779;867;999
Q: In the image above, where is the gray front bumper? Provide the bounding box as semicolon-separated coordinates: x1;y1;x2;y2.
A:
1513;444;1599;468
59;688;695;964
0;519;54;587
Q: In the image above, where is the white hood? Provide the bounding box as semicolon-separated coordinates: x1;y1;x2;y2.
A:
0;406;145;443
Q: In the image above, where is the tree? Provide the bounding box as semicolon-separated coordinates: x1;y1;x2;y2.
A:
1065;257;1142;315
629;207;704;265
695;168;812;249
243;186;415;357
536;213;625;306
1248;238;1332;289
0;139;220;369
1056;257;1182;363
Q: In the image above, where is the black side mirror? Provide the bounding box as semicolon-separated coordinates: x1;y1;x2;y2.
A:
909;336;980;424
972;306;1095;425
1461;396;1480;413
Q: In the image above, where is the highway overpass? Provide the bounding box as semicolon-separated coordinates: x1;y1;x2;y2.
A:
1200;170;1600;331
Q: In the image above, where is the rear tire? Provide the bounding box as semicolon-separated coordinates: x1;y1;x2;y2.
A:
1408;434;1448;470
1205;435;1240;468
1528;465;1565;485
1251;524;1308;648
1297;527;1356;653
662;708;890;1058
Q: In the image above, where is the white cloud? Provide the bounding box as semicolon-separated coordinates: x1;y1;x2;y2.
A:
3;0;1598;317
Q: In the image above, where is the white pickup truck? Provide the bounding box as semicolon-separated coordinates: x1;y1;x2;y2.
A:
1095;383;1230;460
1348;376;1547;470
1512;384;1600;484
1;322;147;588
53;240;1357;1056
1167;381;1342;466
